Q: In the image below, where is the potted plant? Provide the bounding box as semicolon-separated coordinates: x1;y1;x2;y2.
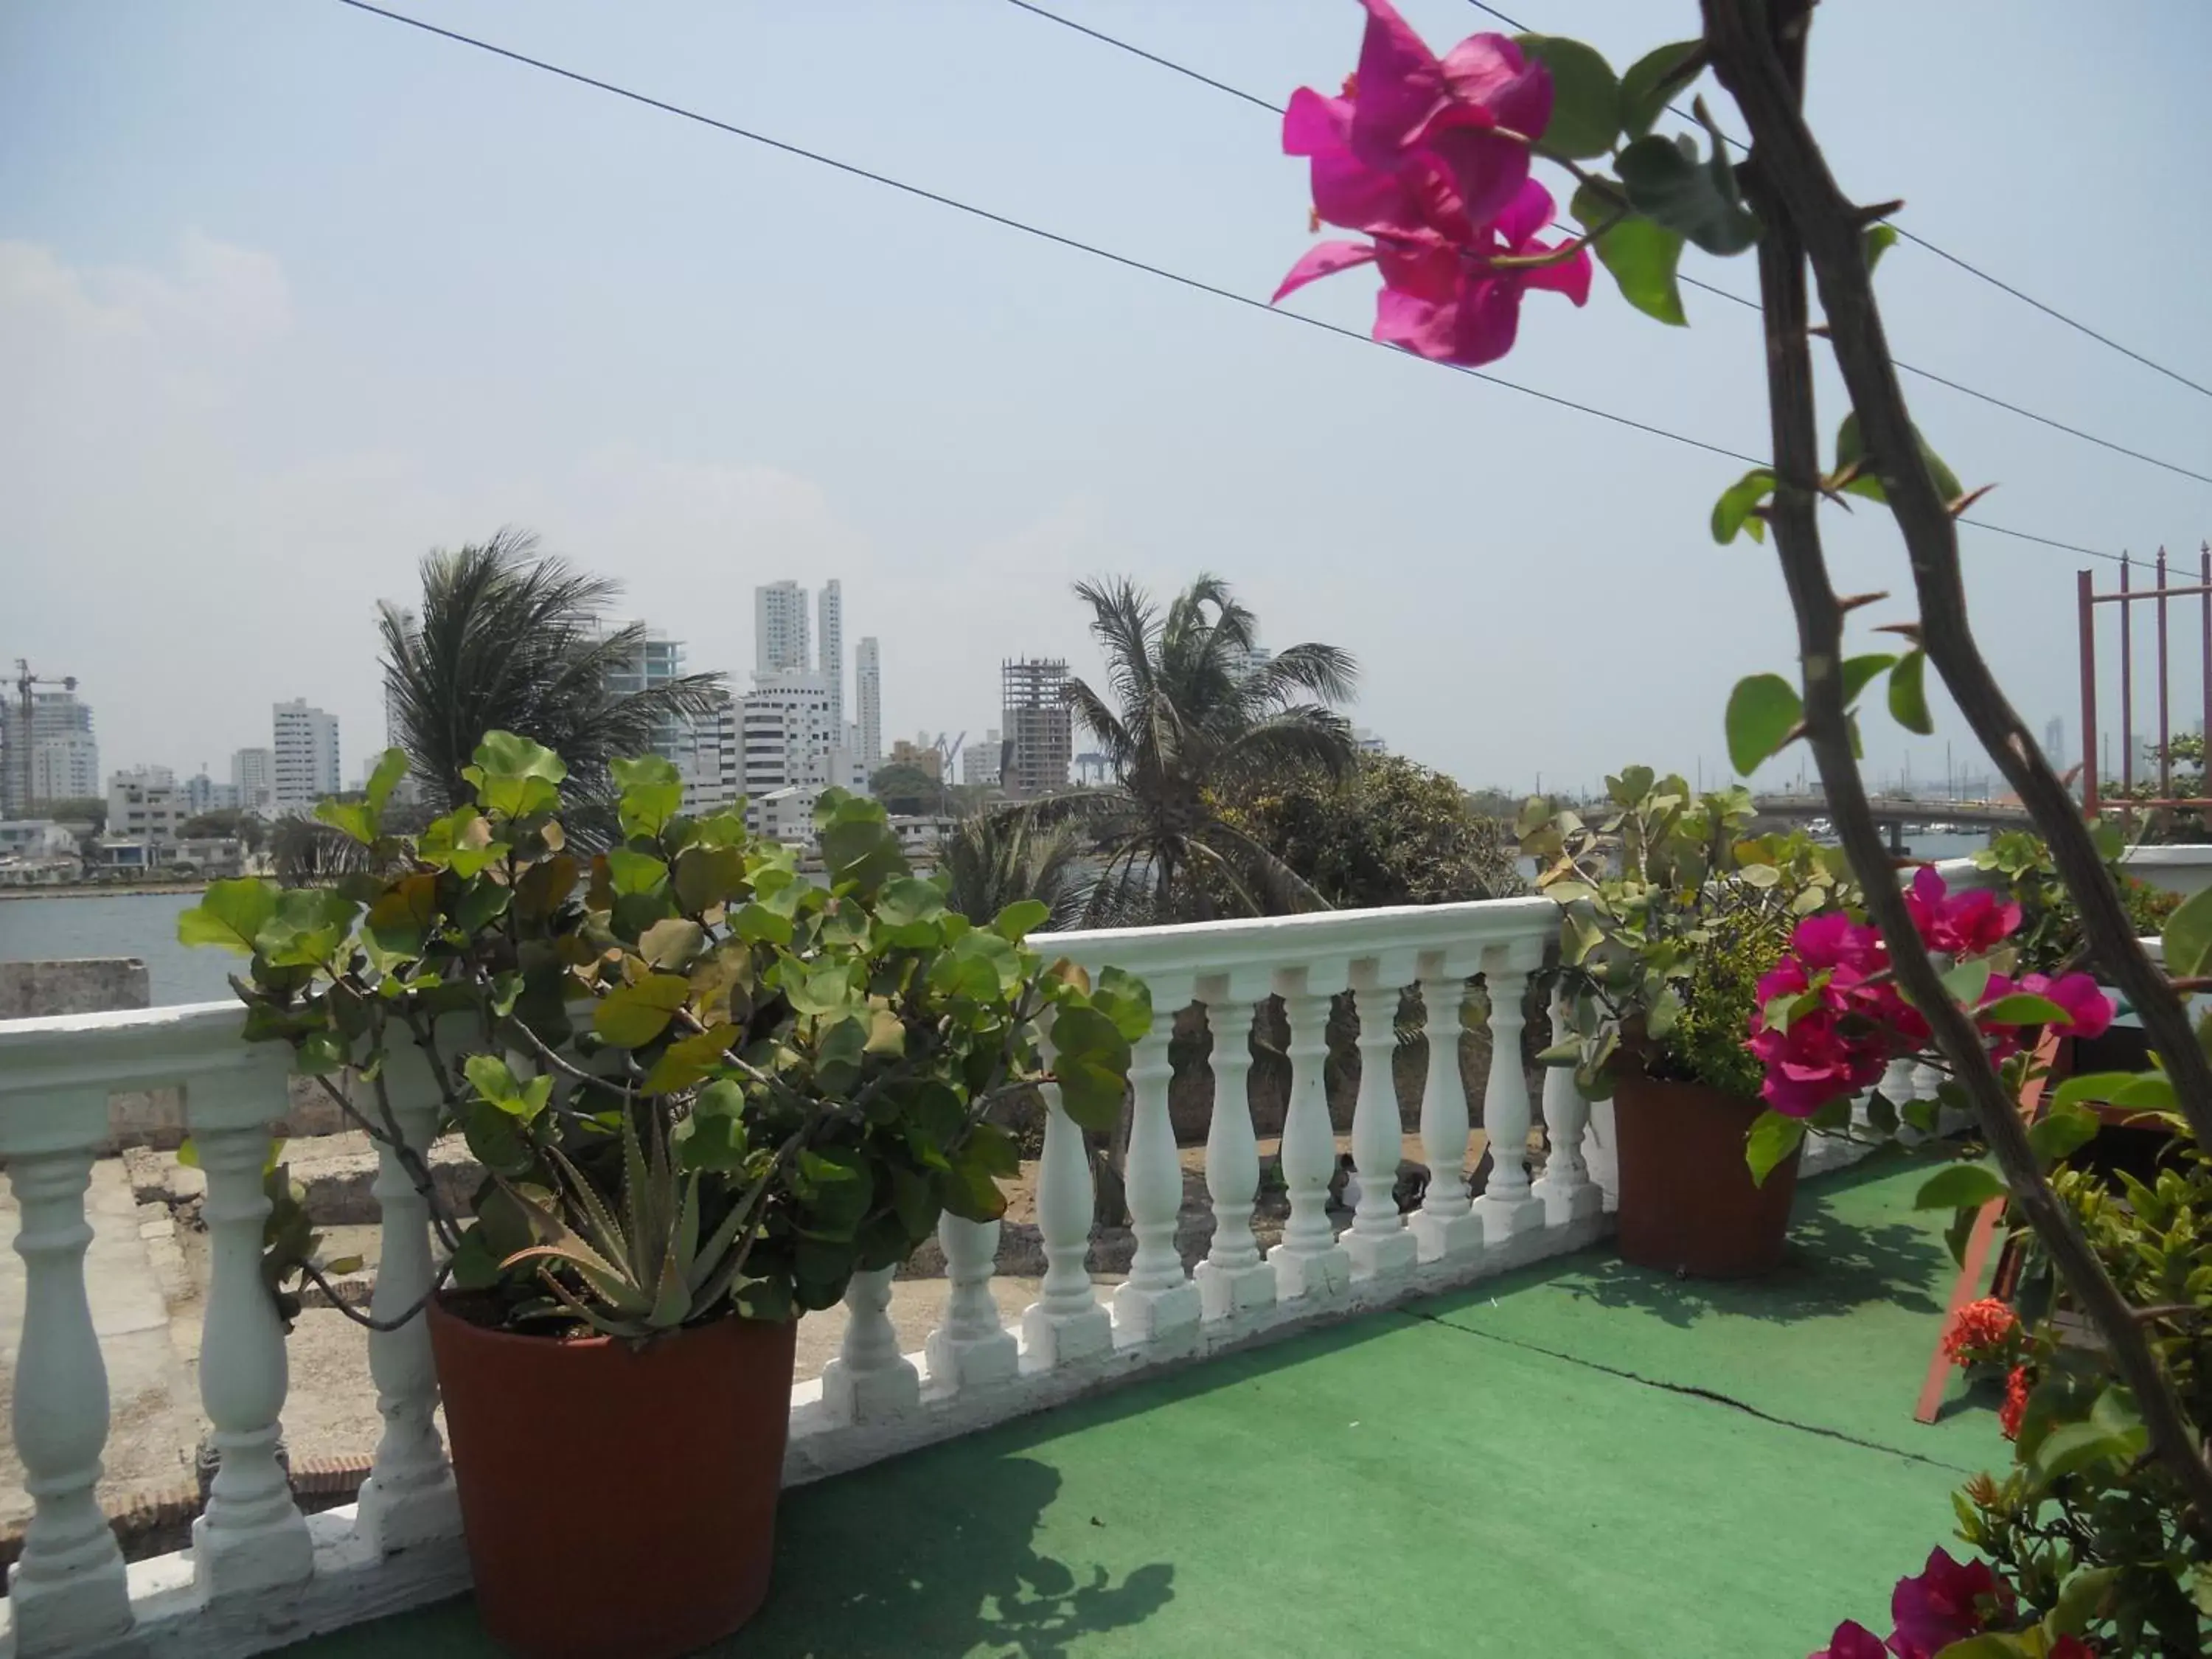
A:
181;735;1148;1658
1520;768;1857;1276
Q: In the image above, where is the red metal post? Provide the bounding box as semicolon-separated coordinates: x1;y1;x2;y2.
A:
2121;553;2134;801
2080;568;2098;814
2159;546;2172;799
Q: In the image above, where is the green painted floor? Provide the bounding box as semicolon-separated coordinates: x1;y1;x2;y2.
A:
284;1152;2005;1658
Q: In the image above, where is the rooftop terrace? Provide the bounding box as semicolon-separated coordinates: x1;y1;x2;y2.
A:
278;1154;2002;1658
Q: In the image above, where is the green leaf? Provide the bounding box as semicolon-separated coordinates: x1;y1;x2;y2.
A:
1051;1003;1133;1133
593;973;692;1048
1913;1162;2007;1210
611;754;686;840
1514;35;1619;160
2046;1565;2116;1636
992;898;1051;942
876;875;950;947
638;917;706;971
1862;223;1898;272
673;844;745;915
605;848;669;897
670;1107;749;1173
2032;1419;2130;1482
1089;966;1155;1044
177;878;281;955
296;1030;348;1077
726;901;794;946
1615;122;1757;256
314;797;377;845
1940;958;1993;1005
641;1022;737;1093
1745;1110;1805;1188
1889;650;1935;735
1568;186;1687;327
1725;673;1803;775
2053;1069;2173;1111
462;730;566;821
1835;411;1964;504
2163;885;2212;977
1617;38;1703;139
1839;653;1899;708
1709;467;1775;544
1979;992;2070;1026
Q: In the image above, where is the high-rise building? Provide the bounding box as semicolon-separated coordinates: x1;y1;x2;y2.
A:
740;670;865;809
181;768;241;815
1001;659;1071;798
961;727;1003;788
2043;716;2067;765
681;691;742;815
232;748;276;818
855;636;882;766
271;700;341;816
755;581;810;676
2;686;99;814
108;767;187;850
818;580;844;734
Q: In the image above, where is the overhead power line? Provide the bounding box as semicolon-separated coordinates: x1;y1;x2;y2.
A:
329;0;2130;567
1460;0;2212;400
1003;0;2212;488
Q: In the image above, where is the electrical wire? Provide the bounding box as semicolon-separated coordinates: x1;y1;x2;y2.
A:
1002;0;2212;487
1460;0;2212;400
327;0;2132;566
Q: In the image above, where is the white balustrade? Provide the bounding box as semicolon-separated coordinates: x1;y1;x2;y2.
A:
1;895;1656;1657
6;1133;133;1656
1473;942;1546;1242
1411;964;1482;1262
1267;960;1354;1301
1020;1013;1116;1368
1532;977;1602;1226
191;1121;314;1596
1343;956;1417;1280
352;1060;461;1553
925;1214;1018;1391
1194;975;1276;1320
821;1264;919;1424
1111;974;1202;1347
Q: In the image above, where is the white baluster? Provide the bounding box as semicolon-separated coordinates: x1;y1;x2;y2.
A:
1473;944;1545;1242
1113;977;1201;1348
1194;975;1276;1321
353;1074;460;1554
1582;1097;1620;1211
6;1141;133;1655
1267;961;1352;1301
1343;957;1417;1279
192;1124;313;1596
1531;974;1601;1227
924;1214;1018;1392
821;1264;919;1423
1020;1015;1113;1368
1411;959;1483;1262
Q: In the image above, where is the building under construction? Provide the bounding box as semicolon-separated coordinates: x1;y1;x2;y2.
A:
1000;658;1071;799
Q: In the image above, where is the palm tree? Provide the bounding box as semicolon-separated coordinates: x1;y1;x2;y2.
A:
939;807;1087;931
1057;573;1359;922
379;529;725;815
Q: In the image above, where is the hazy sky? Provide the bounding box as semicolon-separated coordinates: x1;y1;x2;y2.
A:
5;0;2209;799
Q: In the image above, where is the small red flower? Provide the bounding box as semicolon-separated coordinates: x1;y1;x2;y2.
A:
1999;1366;2031;1440
1940;1297;2021;1368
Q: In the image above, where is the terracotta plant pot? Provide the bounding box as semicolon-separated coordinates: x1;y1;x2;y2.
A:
1612;1070;1800;1279
428;1298;799;1659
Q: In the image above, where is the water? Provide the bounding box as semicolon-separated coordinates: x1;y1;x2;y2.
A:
0;891;236;1006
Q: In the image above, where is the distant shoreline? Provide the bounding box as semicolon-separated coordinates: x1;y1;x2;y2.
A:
0;883;209;902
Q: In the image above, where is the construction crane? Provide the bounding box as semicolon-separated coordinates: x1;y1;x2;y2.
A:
10;659;79;814
930;732;965;815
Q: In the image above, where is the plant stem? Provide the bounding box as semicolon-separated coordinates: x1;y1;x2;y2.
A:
1703;0;2212;1542
296;1253;457;1334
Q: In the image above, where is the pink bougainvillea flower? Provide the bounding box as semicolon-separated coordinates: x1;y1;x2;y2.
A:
1282;83;1456;241
1340;2;1550;227
1904;866;2021;958
2018;971;2114;1040
1366;181;1591;366
1788;911;1885;975
1888;1549;2011;1659
1807;1620;1887;1659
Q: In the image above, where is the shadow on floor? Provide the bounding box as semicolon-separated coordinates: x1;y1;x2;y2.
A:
731;1453;1173;1658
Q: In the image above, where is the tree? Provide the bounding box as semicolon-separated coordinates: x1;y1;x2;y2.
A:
43;796;105;832
180;808;268;853
1055;573;1360;922
378;528;724;818
939;807;1086;931
1213;754;1523;910
869;762;942;815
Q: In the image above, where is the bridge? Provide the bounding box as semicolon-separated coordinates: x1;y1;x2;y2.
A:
1750;794;2032;852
